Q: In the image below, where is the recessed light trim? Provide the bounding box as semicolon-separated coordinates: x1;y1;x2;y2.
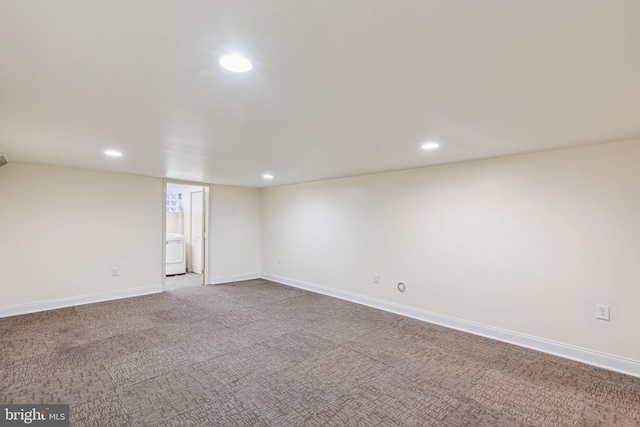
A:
104;150;122;157
219;54;253;73
421;142;440;150
263;174;274;180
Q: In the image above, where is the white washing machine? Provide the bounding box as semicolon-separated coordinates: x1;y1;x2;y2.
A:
166;233;186;275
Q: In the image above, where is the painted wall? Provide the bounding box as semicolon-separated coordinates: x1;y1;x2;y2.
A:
0;163;163;308
166;212;180;234
208;185;261;283
262;139;640;361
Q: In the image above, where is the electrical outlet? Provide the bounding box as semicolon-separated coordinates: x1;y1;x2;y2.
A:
596;304;610;321
277;258;281;265
373;273;380;283
112;267;119;277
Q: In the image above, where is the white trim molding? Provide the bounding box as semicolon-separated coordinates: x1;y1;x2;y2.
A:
0;285;163;318
261;272;640;379
209;272;261;285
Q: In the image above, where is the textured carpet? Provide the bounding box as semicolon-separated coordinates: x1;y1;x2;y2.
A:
1;279;639;426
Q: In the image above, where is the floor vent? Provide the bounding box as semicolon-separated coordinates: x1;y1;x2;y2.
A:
0;153;8;168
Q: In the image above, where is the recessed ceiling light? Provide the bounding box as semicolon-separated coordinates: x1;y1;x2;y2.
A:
104;150;122;157
219;54;252;73
421;142;440;150
263;174;274;180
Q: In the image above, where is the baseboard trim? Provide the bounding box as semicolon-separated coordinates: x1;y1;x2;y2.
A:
209;272;261;285
261;272;640;378
0;285;163;318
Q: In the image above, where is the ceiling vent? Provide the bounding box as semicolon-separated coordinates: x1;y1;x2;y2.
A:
0;153;8;168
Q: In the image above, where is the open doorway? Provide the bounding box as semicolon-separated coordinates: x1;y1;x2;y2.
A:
164;181;209;290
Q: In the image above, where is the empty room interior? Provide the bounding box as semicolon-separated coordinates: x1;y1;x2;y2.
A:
1;1;639;426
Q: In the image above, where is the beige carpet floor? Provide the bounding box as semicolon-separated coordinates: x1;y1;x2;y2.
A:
1;279;639;426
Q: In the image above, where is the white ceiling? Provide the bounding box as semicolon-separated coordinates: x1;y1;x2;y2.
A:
1;1;639;188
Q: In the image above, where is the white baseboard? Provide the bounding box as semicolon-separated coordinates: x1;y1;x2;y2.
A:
0;284;163;318
209;272;261;285
261;272;640;378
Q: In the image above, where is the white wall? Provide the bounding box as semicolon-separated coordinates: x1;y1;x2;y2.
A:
208;185;261;283
166;212;180;234
0;164;263;312
0;163;163;309
262;139;640;362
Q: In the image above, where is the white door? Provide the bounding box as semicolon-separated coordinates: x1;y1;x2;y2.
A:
190;191;204;274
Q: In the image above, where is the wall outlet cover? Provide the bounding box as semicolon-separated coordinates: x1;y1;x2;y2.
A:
596;304;610;321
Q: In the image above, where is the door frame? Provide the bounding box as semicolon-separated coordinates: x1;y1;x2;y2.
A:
162;179;211;290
